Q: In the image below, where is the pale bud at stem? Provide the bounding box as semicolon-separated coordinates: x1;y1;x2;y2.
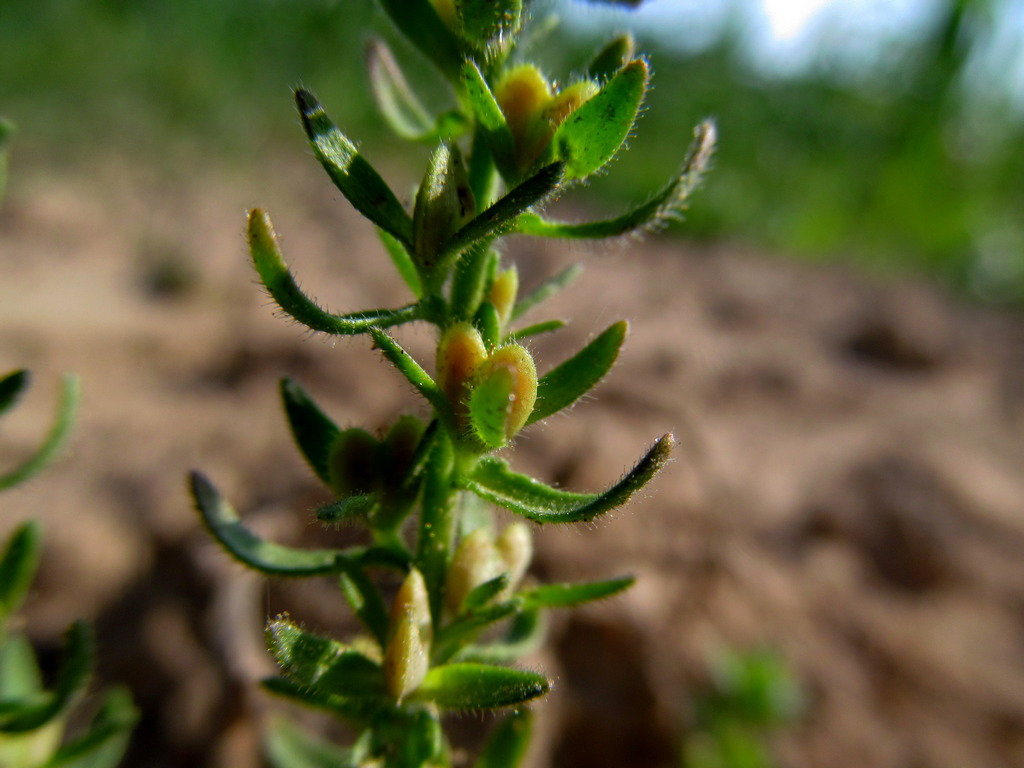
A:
445;528;504;614
496;522;532;593
384;568;432;702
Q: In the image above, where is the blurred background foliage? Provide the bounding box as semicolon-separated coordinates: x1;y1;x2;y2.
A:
1;0;1022;303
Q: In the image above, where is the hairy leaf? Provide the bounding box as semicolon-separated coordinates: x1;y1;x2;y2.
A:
510;264;583;320
295;89;414;245
0;373;79;492
466;434;673;523
416;663;549;710
518;576;634;610
462;61;516;178
248;209;421;334
377;0;462;79
527;321;627;425
551;58;648;179
279;378;339;486
0;521;41;619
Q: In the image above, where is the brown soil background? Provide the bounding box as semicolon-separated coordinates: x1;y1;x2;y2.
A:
2;155;1024;768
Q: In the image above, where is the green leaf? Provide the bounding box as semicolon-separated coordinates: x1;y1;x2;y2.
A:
368;329;454;424
248;209;421;335
457;0;523;51
450;242;496;321
264;716;362;768
377;0;463;79
262;677;379;723
336;559;391;647
527;321;626;425
518;576;634;610
506;319;565;342
190;471;344;576
458;610;544;664
366;38;436;141
466;434;673;523
475;301;501;350
550;58;649;179
514;120;717;239
266;618;387;700
416;663;549;710
0;373;79;492
474;710;533;768
0;621;93;733
46;687;138;768
0;634;43;699
295;89;414;245
378;228;423;298
461;61;516;177
0;369;29;416
0;521;41;620
510;264;583;321
432;600;519;664
587;33;635;81
315;494;378;524
279;378;340;486
462;574;510;613
439;162;564;261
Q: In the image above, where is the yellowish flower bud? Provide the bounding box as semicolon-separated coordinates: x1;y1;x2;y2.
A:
495;64;554;170
436;322;488;413
445;528;504;614
496;522;532;592
489;266;519;329
384;568;432;702
543;80;599;131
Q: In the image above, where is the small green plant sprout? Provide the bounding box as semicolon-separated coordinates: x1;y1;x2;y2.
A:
0;371;80;493
0;523;138;768
682;649;803;768
190;0;714;765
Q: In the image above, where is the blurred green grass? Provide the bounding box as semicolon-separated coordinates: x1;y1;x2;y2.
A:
2;0;1022;303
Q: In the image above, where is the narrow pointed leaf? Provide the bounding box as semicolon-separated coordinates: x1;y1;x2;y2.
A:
369;328;453;423
463;574;511;613
518;576;634;610
0;119;12;205
458;0;523;51
46;687;137;768
466;434;673;523
0;373;79;492
416;663;549;710
190;471;344;575
432;600;519;664
514;120;717;239
459;609;545;664
439;162;564;260
265;717;362;768
551;58;649;179
462;61;516;177
262;677;381;722
366;39;436;140
0;369;29;415
336;560;390;647
587;33;635;80
248;209;420;335
510;264;583;321
474;710;533;768
527;321;626;426
0;522;41;619
475;301;501;350
295;89;414;245
379;229;423;298
280;378;339;485
0;621;93;733
377;0;462;78
315;494;378;524
506;319;565;342
266;618;387;700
